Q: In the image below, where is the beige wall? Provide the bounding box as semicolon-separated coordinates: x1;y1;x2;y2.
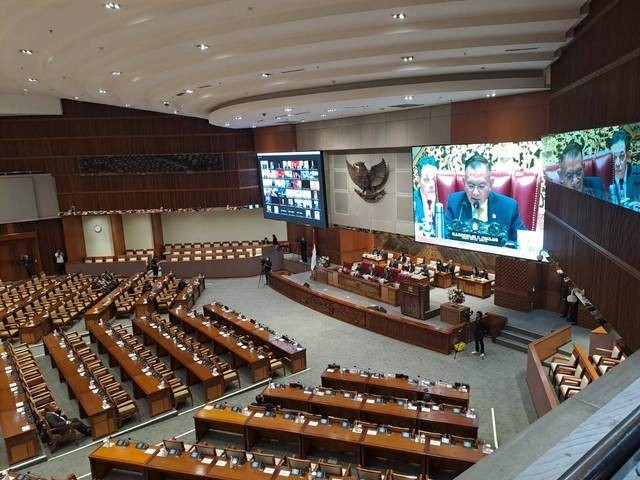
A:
82;215;114;257
161;209;287;244
122;214;154;250
327;151;414;235
296;104;451;151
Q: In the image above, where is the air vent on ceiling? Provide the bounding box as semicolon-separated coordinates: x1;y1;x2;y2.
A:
294;111;310;116
175;92;185;96
504;47;539;52
344;105;368;109
387;103;424;108
198;84;211;89
280;68;305;74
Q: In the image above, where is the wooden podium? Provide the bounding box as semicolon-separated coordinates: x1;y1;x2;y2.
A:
440;302;470;325
400;279;430;320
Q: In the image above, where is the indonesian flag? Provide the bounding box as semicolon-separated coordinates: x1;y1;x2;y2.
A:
310;244;317;270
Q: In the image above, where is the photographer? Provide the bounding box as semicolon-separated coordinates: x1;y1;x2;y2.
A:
261;256;272;285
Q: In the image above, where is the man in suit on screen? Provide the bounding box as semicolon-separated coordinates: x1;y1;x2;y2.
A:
610;129;640;203
445;154;526;242
558;141;605;197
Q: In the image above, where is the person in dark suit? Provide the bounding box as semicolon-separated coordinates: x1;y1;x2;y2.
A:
413;155;439;228
445;154;527;242
271;234;278;246
447;259;455;274
20;254;34;277
435;260;444;272
610;129;640;203
44;402;91;438
299;237;308;263
472;311;487;358
149;257;159;277
558;141;606;197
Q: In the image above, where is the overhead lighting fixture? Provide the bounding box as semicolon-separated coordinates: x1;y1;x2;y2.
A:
27;77;38;82
491;92;496;97
73;96;79;100
404;95;414;100
162;101;170;106
18;49;33;55
124;103;131;107
234;115;243;120
196;44;209;51
486;94;490;97
104;2;121;10
184;89;194;94
173;110;179;114
391;12;407;20
111;71;122;76
320;113;327;117
327;108;336;113
402;56;414;62
261;72;272;78
98;89;107;94
286;113;293;117
251;125;257;128
224;122;230;127
23;88;29;93
284;106;293;112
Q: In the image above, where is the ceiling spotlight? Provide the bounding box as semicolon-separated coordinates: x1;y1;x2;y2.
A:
284;107;293;112
224;122;230;127
491;92;496;97
195;44;209;51
104;2;121;10
124;103;131;107
327;108;337;112
74;96;79;100
486;94;490;97
391;12;407;20
234;115;243;120
251;125;257;128
320;113;327;117
23;88;29;93
27;77;38;82
261;72;272;78
98;89;107;94
404;95;414;100
185;89;194;94
286;113;293;117
402;56;414;62
111;71;122;76
162;101;170;106
173;110;179;114
18;49;33;55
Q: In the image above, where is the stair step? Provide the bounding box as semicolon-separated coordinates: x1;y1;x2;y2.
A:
502;324;543;339
500;331;537;345
495;337;529;353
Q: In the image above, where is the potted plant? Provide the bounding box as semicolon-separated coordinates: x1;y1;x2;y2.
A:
448;288;466;305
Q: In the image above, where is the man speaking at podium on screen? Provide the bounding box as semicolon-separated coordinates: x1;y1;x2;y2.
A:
445;153;526;244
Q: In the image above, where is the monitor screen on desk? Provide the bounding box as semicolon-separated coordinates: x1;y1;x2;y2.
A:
258;151;328;228
411;142;544;260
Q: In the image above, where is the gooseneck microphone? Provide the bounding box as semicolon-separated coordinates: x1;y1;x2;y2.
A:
609;183;619;205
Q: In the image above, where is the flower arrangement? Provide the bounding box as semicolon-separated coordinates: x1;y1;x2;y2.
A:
448;288;466;305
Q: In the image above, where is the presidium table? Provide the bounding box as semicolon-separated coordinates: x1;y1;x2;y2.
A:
456;276;493;299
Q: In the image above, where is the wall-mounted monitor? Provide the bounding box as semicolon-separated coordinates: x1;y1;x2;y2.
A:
258;151;328;228
541;122;640;212
411;141;544;259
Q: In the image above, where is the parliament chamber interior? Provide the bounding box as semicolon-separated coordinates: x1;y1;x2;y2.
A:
0;1;639;479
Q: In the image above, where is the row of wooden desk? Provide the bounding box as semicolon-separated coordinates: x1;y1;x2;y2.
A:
170;308;271;383
0;344;40;465
202;303;307;373
132;316;226;401
261;384;479;437
88;321;173;417
84;272;144;324
320;368;470;407
193;404;486;477
42;334;119;439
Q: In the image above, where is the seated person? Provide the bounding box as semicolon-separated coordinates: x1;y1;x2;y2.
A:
399;253;408;264
479;268;489;279
381;250;388;260
445;154;526;242
435;260;444;272
388;259;399;268
447;259;455;274
404;262;416;273
44;402;91;437
472;266;480;277
558;141;605;196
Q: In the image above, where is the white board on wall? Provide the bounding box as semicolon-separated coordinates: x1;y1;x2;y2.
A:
82;216;114;257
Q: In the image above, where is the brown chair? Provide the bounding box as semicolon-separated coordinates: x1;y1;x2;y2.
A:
356;465;384;479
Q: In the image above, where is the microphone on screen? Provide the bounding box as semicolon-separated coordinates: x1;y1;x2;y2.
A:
472;200;480;210
608;183;619;205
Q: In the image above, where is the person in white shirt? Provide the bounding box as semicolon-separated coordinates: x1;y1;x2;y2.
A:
54;248;65;276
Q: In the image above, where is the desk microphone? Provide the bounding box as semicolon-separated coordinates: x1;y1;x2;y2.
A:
609;183;619;205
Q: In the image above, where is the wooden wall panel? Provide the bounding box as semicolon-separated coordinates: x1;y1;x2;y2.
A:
150;213;164;259
0;219;64;277
0;100;258;211
61;216;86;262
451;92;549;144
253;125;297;153
110;214;125;256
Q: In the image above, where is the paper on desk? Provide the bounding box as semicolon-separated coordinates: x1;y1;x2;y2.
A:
365;399;375;404
308;421;318;427
201;457;213;464
144;448;155;454
215;460;227;467
408;405;418;410
21;425;31;432
204;405;214;410
253;412;264;418
279;470;291;477
264;467;275;474
430;440;441;446
326;368;334;373
366;429;377;436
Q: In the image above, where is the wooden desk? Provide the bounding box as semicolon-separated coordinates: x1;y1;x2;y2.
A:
85;272;143;325
146;450;213;480
0;347;40;465
89;442;158;479
433;271;453;288
321;369;469;408
361;429;427;472
18;312;52;344
88;322;173;417
194;403;251;440
301;416;363;460
457;276;492;298
132;317;225;402
173;309;270;383
245;410;305;454
43;334;118;439
440;303;470;326
202;304;307;373
320;268;400;307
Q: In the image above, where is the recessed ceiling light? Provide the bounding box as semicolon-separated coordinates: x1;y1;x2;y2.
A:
173;110;179;114
234;115;243;120
391;12;407;20
185;89;194;94
18;49;33;55
162;101;170;106
261;72;272;78
284;107;293;112
327;108;336;112
98;89;107;94
224;122;230;127
104;2;121;10
23;88;28;93
251;125;257;128
491;92;496;97
402;56;414;62
27;77;38;82
486;94;491;98
124;103;130;107
111;71;122;76
196;44;209;51
286;113;293;117
320;113;327;117
74;96;79;100
404;95;414;100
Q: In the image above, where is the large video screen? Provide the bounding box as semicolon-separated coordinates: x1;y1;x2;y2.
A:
541;122;640;212
412;142;544;259
258;151;328;228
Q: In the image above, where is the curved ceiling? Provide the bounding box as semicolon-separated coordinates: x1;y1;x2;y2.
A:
0;0;586;127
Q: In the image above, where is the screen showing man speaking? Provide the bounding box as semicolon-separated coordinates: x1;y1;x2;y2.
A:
412;142;544;259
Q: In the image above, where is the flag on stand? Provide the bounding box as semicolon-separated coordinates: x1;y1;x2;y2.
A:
310;244;317;270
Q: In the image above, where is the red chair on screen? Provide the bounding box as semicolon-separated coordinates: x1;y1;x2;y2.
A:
544;151;613;191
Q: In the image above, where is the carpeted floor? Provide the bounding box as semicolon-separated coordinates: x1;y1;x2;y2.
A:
2;274;590;478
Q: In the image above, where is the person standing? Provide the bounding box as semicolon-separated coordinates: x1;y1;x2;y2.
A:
272;234;278;246
263;257;272;285
54;249;65;276
299;237;308;263
149;256;159;277
20;254;34;278
472;311;487;358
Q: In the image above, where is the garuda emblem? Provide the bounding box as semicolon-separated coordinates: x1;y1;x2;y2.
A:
346;158;389;202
